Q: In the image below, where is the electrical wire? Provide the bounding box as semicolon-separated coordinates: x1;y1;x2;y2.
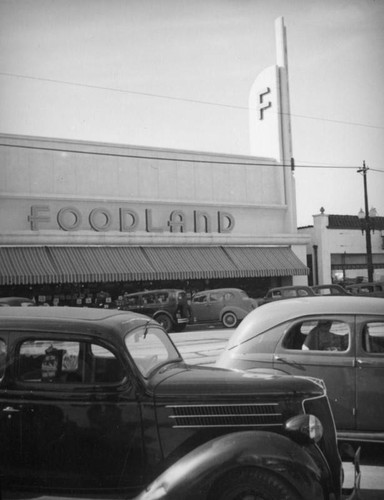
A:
0;141;383;173
1;71;384;131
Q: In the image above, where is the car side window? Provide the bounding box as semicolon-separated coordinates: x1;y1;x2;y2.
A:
193;294;207;304
0;340;6;381
123;295;140;308
283;320;350;352
17;339;124;385
363;322;384;353
210;292;224;302
156;292;169;303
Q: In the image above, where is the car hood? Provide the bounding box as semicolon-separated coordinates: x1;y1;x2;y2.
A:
149;363;324;399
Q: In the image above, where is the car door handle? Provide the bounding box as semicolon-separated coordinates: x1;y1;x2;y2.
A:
2;406;20;413
356;359;376;366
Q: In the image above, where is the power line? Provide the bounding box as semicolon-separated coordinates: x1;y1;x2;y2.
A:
1;71;383;131
1;141;382;172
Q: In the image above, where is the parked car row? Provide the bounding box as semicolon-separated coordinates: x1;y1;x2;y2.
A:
255;283;352;306
120;287;258;332
2;280;382;333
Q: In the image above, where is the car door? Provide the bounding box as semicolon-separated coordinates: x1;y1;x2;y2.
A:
140;292;158;319
208;291;226;321
273;315;356;430
1;332;145;492
0;332;24;475
190;293;212;323
355;316;384;431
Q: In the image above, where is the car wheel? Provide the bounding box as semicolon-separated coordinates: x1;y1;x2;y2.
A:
222;311;238;328
210;468;301;500
156;314;173;333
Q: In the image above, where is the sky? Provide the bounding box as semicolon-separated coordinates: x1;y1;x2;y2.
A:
0;0;383;226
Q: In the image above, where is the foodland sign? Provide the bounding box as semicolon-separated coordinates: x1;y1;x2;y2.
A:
27;205;235;234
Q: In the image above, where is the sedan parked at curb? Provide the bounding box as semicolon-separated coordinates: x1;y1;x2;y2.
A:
0;297;35;307
256;285;315;306
311;284;351;296
217;295;384;444
189;288;257;328
120;289;190;333
346;281;384;298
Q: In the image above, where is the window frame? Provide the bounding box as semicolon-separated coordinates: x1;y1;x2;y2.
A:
281;316;353;354
12;333;127;389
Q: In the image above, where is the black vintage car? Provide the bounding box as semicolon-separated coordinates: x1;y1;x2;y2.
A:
0;307;359;500
120;289;190;332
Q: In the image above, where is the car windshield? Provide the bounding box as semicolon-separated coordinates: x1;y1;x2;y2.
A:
125;323;181;377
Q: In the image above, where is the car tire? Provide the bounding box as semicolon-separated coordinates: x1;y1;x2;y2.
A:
209;467;301;500
156;313;173;333
222;311;238;328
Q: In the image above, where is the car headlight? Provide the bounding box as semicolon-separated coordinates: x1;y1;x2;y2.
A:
284;414;323;443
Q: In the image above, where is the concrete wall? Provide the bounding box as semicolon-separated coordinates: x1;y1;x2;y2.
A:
0;134;308;250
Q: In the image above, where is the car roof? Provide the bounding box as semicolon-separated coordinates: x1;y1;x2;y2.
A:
227;296;384;349
346;282;384;288
194;288;242;295
125;289;185;296
312;284;344;289
269;285;312;291
0;296;35;304
0;306;155;337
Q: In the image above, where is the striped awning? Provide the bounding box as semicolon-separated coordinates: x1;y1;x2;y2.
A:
224;246;308;277
0;247;58;285
48;247;156;283
142;246;240;280
0;245;308;285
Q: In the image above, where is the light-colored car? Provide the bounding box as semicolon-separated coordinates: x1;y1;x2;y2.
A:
217;295;384;443
346;281;384;298
311;284;351;296
0;296;35;307
256;285;315;306
189;288;257;328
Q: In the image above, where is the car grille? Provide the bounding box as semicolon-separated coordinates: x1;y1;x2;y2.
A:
166;403;283;428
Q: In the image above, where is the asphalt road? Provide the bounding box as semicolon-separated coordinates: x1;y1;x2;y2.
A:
171;324;384;499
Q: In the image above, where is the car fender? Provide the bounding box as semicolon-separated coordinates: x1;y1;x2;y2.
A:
133;430;325;500
220;305;248;321
153;310;174;323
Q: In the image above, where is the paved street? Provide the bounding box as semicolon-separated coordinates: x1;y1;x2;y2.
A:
171;325;384;499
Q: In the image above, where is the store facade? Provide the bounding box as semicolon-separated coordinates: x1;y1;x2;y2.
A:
0;17;309;306
0;133;309;305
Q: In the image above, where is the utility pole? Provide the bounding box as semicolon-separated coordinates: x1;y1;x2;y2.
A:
357;162;374;282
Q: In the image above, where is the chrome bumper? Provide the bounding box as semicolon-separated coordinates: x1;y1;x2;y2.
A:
342;446;361;500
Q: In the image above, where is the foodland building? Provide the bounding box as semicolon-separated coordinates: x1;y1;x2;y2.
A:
0;18;310;306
